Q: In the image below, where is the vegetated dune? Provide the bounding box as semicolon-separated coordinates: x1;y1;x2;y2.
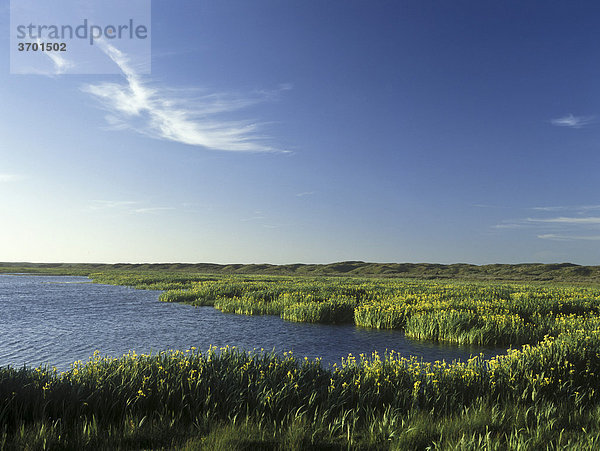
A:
1;261;599;282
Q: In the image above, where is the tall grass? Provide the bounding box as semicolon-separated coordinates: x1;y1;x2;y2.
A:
149;276;600;346
281;296;355;323
4;329;600;449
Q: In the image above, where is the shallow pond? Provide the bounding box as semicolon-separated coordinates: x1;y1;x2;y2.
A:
0;275;505;370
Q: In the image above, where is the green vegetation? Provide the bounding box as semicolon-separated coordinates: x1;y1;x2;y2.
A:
2;263;600;448
4;334;600;449
2;260;600;282
149;277;600;346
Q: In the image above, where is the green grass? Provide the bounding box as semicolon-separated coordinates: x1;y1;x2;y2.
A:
3;332;600;449
281;295;355;324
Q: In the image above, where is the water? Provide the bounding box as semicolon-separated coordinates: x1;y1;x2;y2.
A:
0;274;506;370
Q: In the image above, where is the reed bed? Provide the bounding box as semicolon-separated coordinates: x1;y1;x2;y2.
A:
3;329;600;449
145;276;600;346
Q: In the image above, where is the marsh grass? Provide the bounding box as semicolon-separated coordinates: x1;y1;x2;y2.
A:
153;277;600;347
281;296;356;323
3;334;600;449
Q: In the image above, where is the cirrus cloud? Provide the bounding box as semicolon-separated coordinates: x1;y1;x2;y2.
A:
550;114;595;129
82;42;290;153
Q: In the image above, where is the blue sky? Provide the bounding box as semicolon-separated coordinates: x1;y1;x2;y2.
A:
1;0;599;265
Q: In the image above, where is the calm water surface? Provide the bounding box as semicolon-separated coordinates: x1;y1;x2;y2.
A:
0;275;506;370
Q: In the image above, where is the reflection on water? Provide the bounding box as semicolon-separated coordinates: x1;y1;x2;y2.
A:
0;275;506;370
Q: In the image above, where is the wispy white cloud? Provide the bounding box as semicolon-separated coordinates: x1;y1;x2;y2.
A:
241;210;266;222
45;51;75;75
88;200;173;215
88;200;138;210
550;113;595;129
532;206;569;212
82;42;289;153
241;215;266;222
572;205;600;211
492;202;600;243
494;216;600;231
538;234;600;241
492;222;526;230
533;205;600;212
296;191;315;197
527;217;600;225
36;38;75;75
131;207;175;214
